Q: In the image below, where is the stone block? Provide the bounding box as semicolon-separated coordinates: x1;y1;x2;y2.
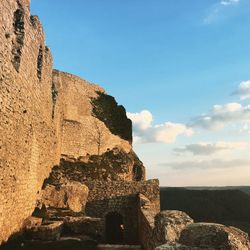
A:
42;182;89;213
26;221;63;241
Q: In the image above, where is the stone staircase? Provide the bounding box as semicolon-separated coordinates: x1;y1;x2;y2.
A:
97;244;141;250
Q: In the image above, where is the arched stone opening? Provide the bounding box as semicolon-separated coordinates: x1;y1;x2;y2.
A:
105;212;124;244
133;165;143;181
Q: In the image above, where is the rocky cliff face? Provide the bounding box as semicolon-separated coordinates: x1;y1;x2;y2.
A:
0;0;139;244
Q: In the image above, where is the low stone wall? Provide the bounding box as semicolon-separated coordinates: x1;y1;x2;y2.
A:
139;209;156;250
83;180;160;245
138;197;160;250
86;195;139;244
85;179;160;207
63;216;102;240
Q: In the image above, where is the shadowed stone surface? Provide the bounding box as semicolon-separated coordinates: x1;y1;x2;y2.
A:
91;91;133;143
26;221;63;241
179;223;250;250
155;243;203;250
63;216;102;240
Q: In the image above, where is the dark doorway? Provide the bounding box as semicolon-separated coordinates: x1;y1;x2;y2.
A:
105;212;124;244
133;165;143;181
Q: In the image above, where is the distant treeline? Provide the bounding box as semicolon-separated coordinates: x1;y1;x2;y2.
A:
160;187;250;235
185;186;250;196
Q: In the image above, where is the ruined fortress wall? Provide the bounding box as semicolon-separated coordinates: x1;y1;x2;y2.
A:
87;195;140;244
139;210;156;250
53;70;132;158
0;0;61;243
85;179;160;209
84;180;160;245
138;195;162;250
0;0;144;245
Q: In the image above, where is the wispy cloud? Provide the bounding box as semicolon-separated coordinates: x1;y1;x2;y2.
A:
129;80;250;144
174;141;249;156
190;102;250;130
232;80;250;100
204;0;240;24
127;110;193;144
220;0;240;6
159;158;250;170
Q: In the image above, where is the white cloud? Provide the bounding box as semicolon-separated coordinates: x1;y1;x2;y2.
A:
127;110;193;144
232;80;250;100
126;110;152;130
191;102;250;130
174;141;249;155
159;158;250;170
220;0;240;6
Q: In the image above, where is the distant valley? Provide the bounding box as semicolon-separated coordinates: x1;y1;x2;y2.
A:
160;187;250;235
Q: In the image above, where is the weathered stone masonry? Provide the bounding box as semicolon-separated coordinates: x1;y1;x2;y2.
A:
0;0;140;244
84;180;160;244
2;1;250;250
0;0;60;244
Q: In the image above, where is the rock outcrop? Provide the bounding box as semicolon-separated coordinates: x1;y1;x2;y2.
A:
156;223;250;250
41;182;89;213
138;206;193;250
154;211;194;244
179;223;250;250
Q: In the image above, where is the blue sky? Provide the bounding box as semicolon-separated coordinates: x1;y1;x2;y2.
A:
31;0;250;186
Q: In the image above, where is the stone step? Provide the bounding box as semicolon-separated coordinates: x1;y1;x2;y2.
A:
97;244;141;250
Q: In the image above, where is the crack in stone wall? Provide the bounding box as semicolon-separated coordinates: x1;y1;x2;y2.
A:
11;1;25;72
37;45;43;80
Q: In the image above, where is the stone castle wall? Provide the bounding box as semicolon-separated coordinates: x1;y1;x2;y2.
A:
0;1;136;244
0;0;61;243
87;194;139;244
53;70;132;158
84;180;160;245
85;179;160;206
138;196;165;250
139;208;157;250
